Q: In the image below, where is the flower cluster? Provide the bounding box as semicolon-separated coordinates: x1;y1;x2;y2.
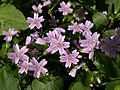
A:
2;28;17;42
4;1;101;78
7;44;48;78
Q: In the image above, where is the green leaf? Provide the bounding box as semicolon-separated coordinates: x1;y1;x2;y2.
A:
105;80;120;90
0;42;11;58
27;85;32;90
0;3;28;35
32;79;46;90
0;66;18;90
96;53;120;78
105;29;116;37
81;71;97;86
115;85;120;90
44;76;64;90
69;81;91;90
93;12;108;27
106;0;120;13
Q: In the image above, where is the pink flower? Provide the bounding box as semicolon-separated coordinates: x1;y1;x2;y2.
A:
58;1;73;15
68;22;83;34
2;28;17;42
79;32;100;59
43;0;51;6
53;28;66;37
35;38;47;45
27;13;44;29
81;20;94;36
32;4;43;13
25;36;32;45
60;50;82;68
29;57;48;78
47;35;70;55
31;32;39;40
69;63;85;77
18;61;29;74
7;44;29;64
45;31;56;42
69;68;77;77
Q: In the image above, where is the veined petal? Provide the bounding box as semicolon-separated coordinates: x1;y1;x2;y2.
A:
20;54;29;61
39;59;47;66
13;44;19;53
20;46;28;54
34;70;40;78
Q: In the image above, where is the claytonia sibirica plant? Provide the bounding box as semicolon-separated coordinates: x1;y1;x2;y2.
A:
48;35;70;55
7;44;29;64
68;22;83;34
27;13;44;29
58;1;73;15
60;50;82;68
79;32;100;59
69;63;85;77
32;4;43;13
81;20;93;36
2;28;17;42
18;61;29;74
1;0;120;90
29;57;48;78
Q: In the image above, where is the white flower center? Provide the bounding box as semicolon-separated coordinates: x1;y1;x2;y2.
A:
74;25;78;30
84;26;88;30
63;7;68;11
34;19;38;24
57;43;62;47
36;65;40;70
68;56;72;60
16;52;20;57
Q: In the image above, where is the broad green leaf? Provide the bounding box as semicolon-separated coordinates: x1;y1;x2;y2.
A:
32;79;46;90
93;12;108;27
0;3;28;35
115;85;120;90
81;71;97;86
69;81;91;90
0;42;10;58
106;0;120;14
96;53;120;78
105;80;120;90
105;29;116;37
0;66;18;90
1;0;14;3
27;85;32;90
44;76;64;90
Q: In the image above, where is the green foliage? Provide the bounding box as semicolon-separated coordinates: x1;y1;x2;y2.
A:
0;66;18;90
81;71;98;86
32;79;46;90
106;0;120;14
69;81;91;90
0;0;120;90
93;12;108;27
44;76;64;90
104;29;116;37
29;76;64;90
96;53;120;78
106;79;120;90
0;3;28;35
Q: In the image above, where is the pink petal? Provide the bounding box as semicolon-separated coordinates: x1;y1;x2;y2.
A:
39;59;47;66
20;46;28;54
13;44;19;53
